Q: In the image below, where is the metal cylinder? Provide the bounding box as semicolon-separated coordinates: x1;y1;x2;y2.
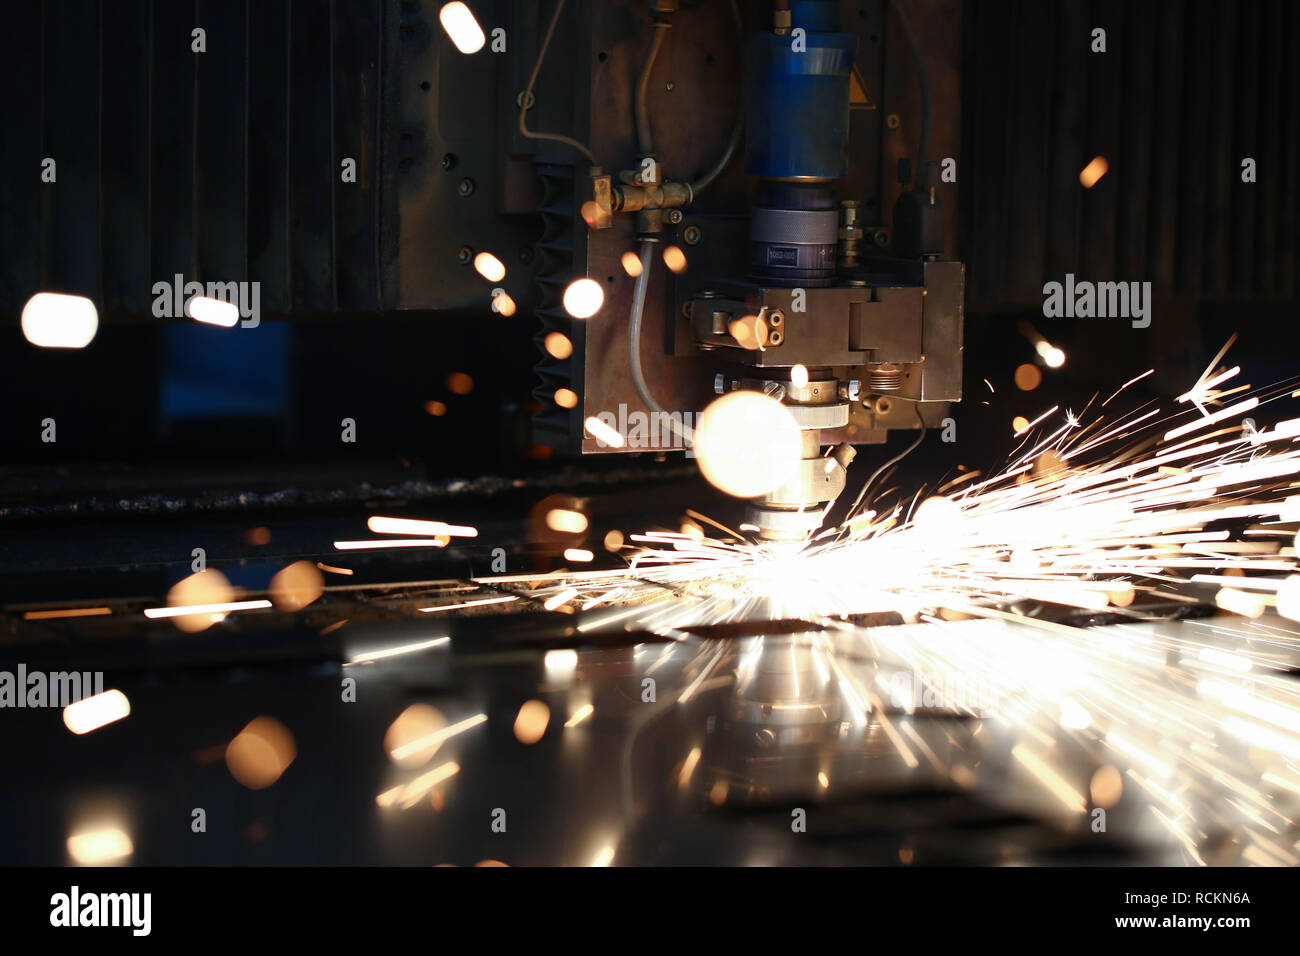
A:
743;27;856;182
749;182;840;286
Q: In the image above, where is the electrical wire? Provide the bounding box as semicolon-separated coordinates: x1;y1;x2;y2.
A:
519;0;597;165
841;401;927;526
888;0;932;171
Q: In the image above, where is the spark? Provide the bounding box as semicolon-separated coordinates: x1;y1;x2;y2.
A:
565;703;594;728
334;538;449;550
367;516;478;537
23;607;111;620
462;354;1300;865
63;690;131;734
348;637;449;663
144;599;270;619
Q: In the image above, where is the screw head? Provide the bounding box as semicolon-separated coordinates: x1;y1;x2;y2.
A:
667;209;684;224
457;246;472;264
682;225;702;246
516;90;536;110
886;113;901;129
458;178;475;197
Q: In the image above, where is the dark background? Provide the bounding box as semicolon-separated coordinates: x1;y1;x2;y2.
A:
0;0;1296;494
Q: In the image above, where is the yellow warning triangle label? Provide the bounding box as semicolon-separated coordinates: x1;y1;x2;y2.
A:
850;66;875;110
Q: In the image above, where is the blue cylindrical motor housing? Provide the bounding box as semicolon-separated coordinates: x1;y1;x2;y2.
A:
744;20;856;181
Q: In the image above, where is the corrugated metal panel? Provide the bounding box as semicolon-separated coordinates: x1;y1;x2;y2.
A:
961;0;1299;309
0;0;393;318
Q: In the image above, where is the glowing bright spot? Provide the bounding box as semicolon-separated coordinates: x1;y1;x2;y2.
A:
584;415;624;446
513;700;550;744
693;391;801;499
544;648;579;674
565;703;594;727
543;588;577;611
563;548;594;563
425;400;447;416
491;289;516;316
727;314;768;350
817;771;830;788
22;292;98;348
1079;155;1109;188
67;827;133;864
791;364;809;388
591;845;615;867
269;560;324;611
1276;575;1300;622
446;372;474;395
621;250;643;277
1215;587;1265;618
384;704;447;768
1014;363;1042;391
580;200;600;225
554;387;578;409
1090;765;1123;808
1211;587;1263;616
226;716;297;789
473;251;505;282
186;295;240;327
604;530;624;551
63;690;130;735
438;2;486;54
913;495;960;533
563;278;604;318
662;245;687;274
544;331;573;359
545;508;588;533
1058;697;1091;730
1035;340;1066;367
161;569;236;633
1012;415;1030;433
368;516;477;537
1106;582;1136;607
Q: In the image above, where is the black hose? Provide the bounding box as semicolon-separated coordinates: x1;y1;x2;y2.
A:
687;0;745;198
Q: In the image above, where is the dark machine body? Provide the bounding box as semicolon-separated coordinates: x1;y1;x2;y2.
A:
548;0;964;537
